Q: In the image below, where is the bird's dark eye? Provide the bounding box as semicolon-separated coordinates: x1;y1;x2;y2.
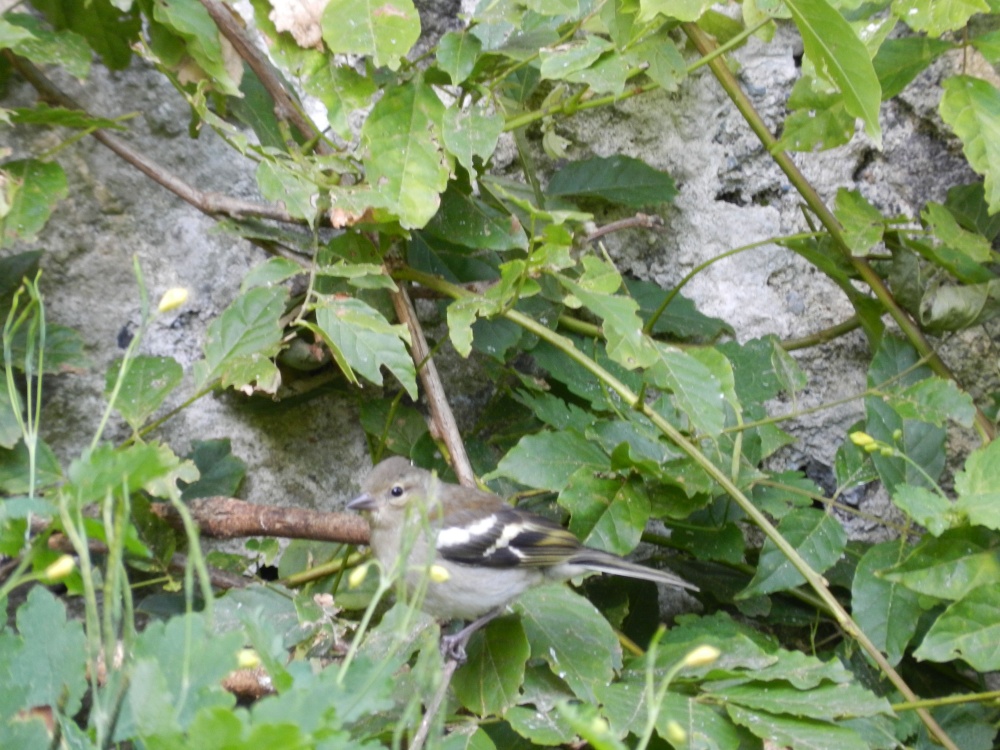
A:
390;485;404;498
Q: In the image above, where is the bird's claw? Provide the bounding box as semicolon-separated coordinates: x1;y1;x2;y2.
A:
439;633;468;664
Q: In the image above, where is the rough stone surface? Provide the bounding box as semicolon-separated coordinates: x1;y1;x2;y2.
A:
2;17;988;539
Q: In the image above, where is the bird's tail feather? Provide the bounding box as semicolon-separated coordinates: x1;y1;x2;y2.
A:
571;549;698;591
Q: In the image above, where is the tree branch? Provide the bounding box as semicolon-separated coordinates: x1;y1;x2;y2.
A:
149;496;370;544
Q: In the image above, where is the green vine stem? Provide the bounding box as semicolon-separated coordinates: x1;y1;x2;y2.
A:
395;265;959;750
682;23;995;445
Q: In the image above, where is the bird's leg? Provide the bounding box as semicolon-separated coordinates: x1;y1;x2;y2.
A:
440;608;502;663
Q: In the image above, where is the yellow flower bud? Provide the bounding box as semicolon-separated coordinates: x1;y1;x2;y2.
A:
43;554;76;582
892;429;903;441
157;287;189;312
428;564;451;583
864;442;880;453
682;644;721;668
663;720;687;744
348;562;370;589
880;446;896;457
237;648;261;669
849;431;875;447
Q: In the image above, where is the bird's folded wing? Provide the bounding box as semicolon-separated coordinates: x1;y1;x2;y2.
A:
435;507;581;567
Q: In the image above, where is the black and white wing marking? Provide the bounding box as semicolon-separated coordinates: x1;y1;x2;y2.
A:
435;507;581;568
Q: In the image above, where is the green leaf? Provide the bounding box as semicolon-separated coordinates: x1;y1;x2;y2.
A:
741;508;847;596
490;430;611;491
727;705;869;750
923;200;994;268
834;188;884;256
891;484;955;536
0;159;68;245
424;185;527;251
673;521;745;565
513;585;621;702
646;342;726;437
893;0;989;37
638;0;715;22
954;438;1000;530
625;277;733;342
437;30;482;84
452;616;529;715
885;529;1000;601
626;32;687;92
539;36;611;80
320;0;419;69
256;159;319;223
523;0;580;15
1;14;90;79
311;295;417;398
6;322;88;374
240;257;304;291
918;278;1000;331
559;469;649;556
770;342;807;397
505;705;575;745
30;0;140;70
940;75;1000;215
125;613;243;735
361;78;450;228
67;441;195;505
774;75;854;152
559;260;657;371
442;105;505;173
883;376;976;428
105;355;183;430
0;438;63;494
181;438;246;500
915;584;1000;670
152;0;241;95
865;336;945;493
194;285;288;392
945;181;1000;240
546;155;677;207
8;104;127;130
303;61;377;141
564;52;629;95
0;389;20;450
783;0;882;147
873;35;953;100
712;681;892;721
851;541;921;665
9;587;87;716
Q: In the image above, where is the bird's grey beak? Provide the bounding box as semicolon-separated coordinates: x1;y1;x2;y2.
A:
347;492;377;511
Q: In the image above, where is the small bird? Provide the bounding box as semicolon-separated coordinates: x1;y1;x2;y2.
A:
347;456;697;660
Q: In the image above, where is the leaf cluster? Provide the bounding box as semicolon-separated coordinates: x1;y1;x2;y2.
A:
3;0;1000;748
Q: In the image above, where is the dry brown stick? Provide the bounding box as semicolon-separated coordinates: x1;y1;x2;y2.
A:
150;496;370;544
389;283;475;487
6;53;308;225
197;0;330;154
585;213;663;243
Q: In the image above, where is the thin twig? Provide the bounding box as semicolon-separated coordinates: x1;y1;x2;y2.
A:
6;53;307;224
389;281;474;486
585;213;663;242
410;658;459;750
